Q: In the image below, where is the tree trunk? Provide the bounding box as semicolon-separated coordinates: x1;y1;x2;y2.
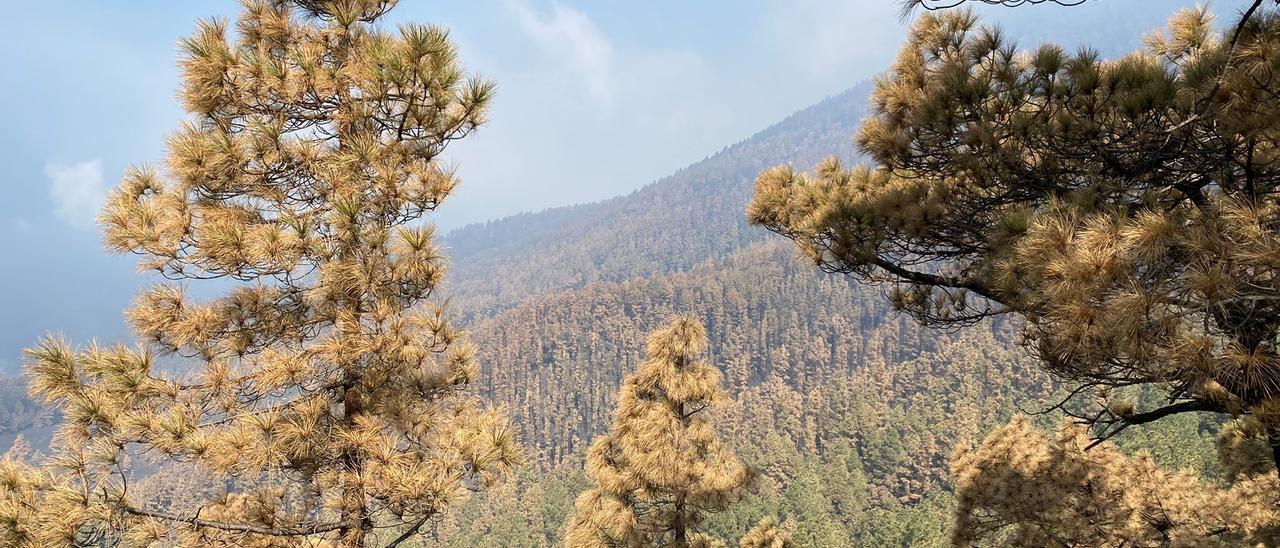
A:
340;381;370;547
338;235;369;547
1268;428;1280;480
674;398;687;547
674;493;687;547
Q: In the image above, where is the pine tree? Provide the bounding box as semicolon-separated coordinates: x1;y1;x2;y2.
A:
2;434;33;464
564;316;754;547
951;416;1280;546
737;517;793;548
749;4;1280;470
5;1;518;545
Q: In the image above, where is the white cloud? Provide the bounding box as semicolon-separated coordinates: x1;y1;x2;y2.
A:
768;0;905;77
9;218;34;234
507;0;614;107
45;159;107;228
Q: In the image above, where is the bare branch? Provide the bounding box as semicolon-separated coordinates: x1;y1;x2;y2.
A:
383;511;438;548
1085;399;1228;450
124;506;358;538
899;0;1091;20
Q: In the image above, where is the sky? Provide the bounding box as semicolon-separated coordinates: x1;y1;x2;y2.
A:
0;0;1217;373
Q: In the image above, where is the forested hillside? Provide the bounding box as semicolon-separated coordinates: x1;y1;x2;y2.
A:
11;1;1280;546
0;74;1223;548
444;83;870;320
426;80;1218;546
440;239;1070;545
468;241;1046;466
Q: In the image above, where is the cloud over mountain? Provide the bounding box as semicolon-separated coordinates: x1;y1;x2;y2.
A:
45;159;106;228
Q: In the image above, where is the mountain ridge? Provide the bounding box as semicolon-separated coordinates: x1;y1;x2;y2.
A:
442;82;874;320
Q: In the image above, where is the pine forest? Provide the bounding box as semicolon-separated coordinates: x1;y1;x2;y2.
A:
2;0;1279;546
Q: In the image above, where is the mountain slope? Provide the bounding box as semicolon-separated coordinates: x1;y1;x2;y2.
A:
443;82;872;319
436;77;1226;546
468;239;1052;465
434;82;1065;545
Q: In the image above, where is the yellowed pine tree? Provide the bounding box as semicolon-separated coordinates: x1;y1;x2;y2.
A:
737;517;793;548
749;5;1280;543
951;416;1280;546
2;1;519;546
564;316;754;548
749;4;1280;470
2;435;34;464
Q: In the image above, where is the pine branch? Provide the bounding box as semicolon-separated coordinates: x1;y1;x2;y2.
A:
869;257;1000;302
1083;399;1228;450
124;506;358;537
1199;0;1268;113
900;0;1090;20
383;511;438;548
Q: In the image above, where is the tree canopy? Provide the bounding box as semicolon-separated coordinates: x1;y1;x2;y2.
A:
564;317;754;547
750;5;1280;468
4;0;518;545
952;416;1280;546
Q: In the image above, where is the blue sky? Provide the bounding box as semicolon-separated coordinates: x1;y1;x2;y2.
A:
0;0;1210;373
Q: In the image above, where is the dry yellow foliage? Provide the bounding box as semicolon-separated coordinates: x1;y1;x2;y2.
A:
564;317;755;548
952;416;1280;546
2;1;518;546
749;3;1280;482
